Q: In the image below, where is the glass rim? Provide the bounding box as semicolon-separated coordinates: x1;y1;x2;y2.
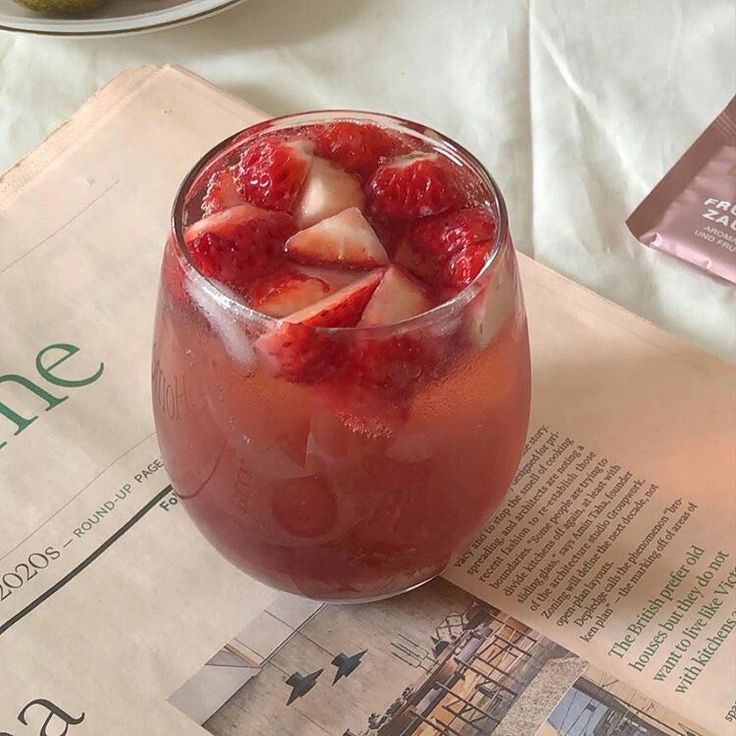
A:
170;109;511;335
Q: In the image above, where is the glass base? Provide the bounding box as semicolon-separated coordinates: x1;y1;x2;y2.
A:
293;573;438;605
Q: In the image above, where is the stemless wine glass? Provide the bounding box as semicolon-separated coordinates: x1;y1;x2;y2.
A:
152;111;531;602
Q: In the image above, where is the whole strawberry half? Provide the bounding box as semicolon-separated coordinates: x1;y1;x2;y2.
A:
367;152;464;219
312;121;408;181
409;206;496;261
406;206;497;288
185;204;296;291
233;137;313;213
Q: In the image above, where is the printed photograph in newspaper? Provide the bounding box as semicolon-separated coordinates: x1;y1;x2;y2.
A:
169;578;711;735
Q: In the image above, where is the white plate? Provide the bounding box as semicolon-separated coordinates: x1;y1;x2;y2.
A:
0;0;248;37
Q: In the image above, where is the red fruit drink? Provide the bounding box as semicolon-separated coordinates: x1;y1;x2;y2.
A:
153;112;531;601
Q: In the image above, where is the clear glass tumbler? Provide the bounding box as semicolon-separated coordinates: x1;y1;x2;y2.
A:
152;111;531;601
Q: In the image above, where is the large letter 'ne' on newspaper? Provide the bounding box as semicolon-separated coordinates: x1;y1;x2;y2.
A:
0;66;733;736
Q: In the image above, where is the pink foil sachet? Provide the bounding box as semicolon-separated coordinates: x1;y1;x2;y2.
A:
627;97;736;284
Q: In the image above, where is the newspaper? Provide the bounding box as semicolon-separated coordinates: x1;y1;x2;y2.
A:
0;65;733;736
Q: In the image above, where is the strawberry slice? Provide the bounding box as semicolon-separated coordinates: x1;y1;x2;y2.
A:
317;314;457;437
255;322;342;384
285;207;388;270
254;270;383;383
331;264;453;429
312;121;407;180
202;166;244;215
312;379;411;438
248;271;329;317
184;203;280;242
351;335;432;402
367;152;463;219
359;266;432;326
293;265;363;292
185;204;295;289
295;157;365;228
315;332;433;437
233;138;313;213
314;269;438;434
288;269;384;327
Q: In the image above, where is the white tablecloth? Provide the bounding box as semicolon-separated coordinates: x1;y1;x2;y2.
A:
1;0;734;359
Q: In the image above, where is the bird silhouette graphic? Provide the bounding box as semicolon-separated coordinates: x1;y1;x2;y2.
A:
285;669;323;705
331;650;367;684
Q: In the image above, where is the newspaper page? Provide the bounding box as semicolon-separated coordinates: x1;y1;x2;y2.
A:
0;66;734;736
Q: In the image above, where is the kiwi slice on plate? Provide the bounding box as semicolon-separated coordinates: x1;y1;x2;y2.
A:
14;0;107;12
